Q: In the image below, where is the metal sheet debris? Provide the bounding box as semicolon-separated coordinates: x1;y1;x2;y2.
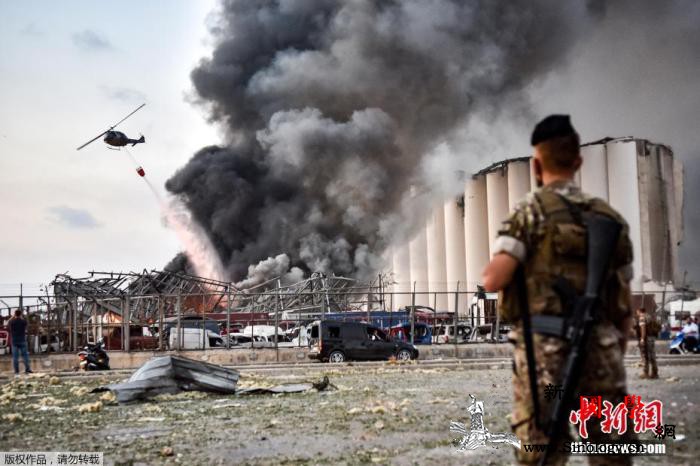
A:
94;356;333;403
236;376;334;395
93;355;240;403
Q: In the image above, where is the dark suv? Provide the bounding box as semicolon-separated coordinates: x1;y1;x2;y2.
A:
307;320;419;363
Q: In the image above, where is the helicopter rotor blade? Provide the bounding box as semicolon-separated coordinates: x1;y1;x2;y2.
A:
110;103;146;130
76;130;109;151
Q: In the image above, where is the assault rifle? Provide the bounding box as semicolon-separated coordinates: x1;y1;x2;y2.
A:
538;212;622;466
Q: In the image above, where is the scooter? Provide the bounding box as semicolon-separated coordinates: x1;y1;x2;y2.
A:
78;338;110;370
668;331;700;354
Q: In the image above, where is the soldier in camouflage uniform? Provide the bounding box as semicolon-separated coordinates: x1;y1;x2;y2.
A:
634;307;659;379
482;115;636;465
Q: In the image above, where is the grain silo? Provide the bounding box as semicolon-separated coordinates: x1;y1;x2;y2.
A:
390;137;684;315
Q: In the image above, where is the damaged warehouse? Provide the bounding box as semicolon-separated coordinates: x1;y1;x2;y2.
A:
28;270;390;354
0;137;689;359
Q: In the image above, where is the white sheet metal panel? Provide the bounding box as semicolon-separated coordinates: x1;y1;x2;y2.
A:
409;224;430;304
443;197;467;312
507;161;531;211
426;204;448;311
465;176;490;293
391;244;411;309
486;169;510;258
606;139;643;290
580;143;609;201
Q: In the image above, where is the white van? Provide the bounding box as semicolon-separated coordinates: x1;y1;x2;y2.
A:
432;323;472;344
168;327;224;350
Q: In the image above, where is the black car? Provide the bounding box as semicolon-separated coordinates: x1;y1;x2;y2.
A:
307;320;419;363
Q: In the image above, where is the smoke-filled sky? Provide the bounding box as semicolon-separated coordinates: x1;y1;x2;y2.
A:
0;0;698;294
167;0;700;287
165;0;598;282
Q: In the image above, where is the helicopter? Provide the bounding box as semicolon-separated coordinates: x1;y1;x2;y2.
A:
76;103;146;151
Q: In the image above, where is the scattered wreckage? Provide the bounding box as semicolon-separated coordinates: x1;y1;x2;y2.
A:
93;355;333;403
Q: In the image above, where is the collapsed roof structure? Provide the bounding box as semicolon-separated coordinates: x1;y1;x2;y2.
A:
51;270;388;323
52;270;231;322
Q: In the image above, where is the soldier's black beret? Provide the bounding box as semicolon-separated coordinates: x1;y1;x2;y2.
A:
530;114;577;146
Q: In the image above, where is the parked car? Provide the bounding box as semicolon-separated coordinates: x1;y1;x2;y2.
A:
102;326;159;351
307;320;419;363
168;327;225;349
388;322;433;345
468;323;511;343
163;315;221;335
239;325;287;342
227;333;276;348
34;334;62;353
432;323;473;344
0;330;8;354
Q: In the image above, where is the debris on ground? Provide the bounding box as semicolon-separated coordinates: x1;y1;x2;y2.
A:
346;399;409;417
49;376;61;385
236;376;335;395
37;396;66;407
160;447;174;457
2;413;24;422
139;417;165;422
94;356;334;402
370;405;387;414
77;401;103;413
99;391;116;403
144;404;162;413
70;386;89;397
93;356;240;403
0;363;694;465
428;398;451;404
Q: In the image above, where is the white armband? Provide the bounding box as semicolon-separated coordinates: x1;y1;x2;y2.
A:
492;235;526;263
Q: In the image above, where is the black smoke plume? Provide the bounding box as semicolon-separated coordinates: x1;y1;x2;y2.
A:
166;0;697;285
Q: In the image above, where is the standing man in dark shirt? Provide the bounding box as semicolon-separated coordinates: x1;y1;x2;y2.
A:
9;308;32;377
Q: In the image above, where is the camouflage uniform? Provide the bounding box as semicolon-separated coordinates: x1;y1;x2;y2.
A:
635;313;658;379
496;180;636;465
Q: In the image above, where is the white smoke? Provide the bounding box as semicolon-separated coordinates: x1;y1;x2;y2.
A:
162;196;227;283
234;253;304;289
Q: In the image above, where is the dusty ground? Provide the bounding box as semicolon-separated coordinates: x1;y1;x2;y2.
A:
0;361;696;465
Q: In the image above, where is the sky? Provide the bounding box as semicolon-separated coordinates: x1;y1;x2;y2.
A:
0;1;219;295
